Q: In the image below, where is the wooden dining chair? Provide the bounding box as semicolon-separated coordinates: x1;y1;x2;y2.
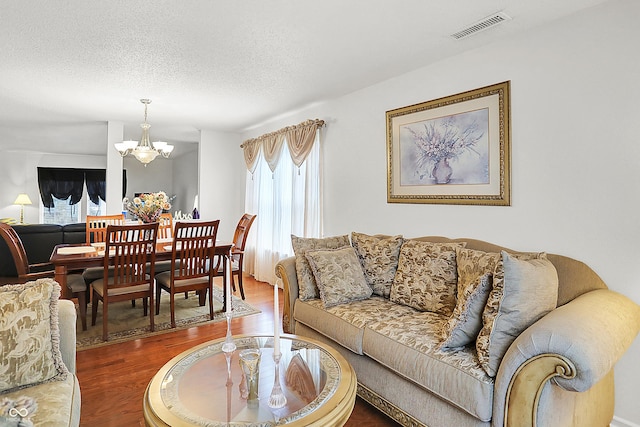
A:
155;212;176;277
91;222;159;341
214;213;256;300
85;214;125;243
158;213;173;240
0;223;89;330
155;220;219;328
83;213;126;293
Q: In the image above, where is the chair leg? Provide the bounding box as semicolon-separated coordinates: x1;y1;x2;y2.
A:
150;292;155;332
156;286;162;315
91;290;99;326
143;297;148;317
77;291;88;331
102;299;108;341
208;284;214;320
170;292;176;329
236;270;245;300
184;291;189;299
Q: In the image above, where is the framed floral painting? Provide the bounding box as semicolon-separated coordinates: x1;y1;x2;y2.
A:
386;81;511;205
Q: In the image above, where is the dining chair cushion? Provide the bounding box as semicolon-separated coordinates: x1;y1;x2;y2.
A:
146;260;181;274
0;279;69;392
66;274;87;294
92;278;152;297
82;265;116;282
156;271;209;289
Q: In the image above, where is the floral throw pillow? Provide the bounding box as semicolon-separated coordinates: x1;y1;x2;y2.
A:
390;240;465;316
291;234;350;301
351;232;403;298
0;279;69;393
305;246;373;308
440;247;500;350
476;251;559;377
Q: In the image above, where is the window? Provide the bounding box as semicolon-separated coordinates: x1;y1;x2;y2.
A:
41;196;81;225
37;167;108;224
244;128;321;284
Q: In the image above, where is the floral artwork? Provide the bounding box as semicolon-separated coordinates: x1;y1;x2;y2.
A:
386;81;511;205
400;109;489;185
126;191;171;223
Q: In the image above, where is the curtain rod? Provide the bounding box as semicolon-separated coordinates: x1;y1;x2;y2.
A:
240;119;325;148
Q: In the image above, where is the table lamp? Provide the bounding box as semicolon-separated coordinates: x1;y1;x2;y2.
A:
14;193;32;224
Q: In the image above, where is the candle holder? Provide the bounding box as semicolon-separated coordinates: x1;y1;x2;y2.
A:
268;352;287;408
224;350;233;424
221;310;236;353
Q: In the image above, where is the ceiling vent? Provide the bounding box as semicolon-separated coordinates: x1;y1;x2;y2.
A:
450;12;512;40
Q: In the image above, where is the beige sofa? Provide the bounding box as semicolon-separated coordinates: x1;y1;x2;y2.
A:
275;236;640;427
0;279;81;427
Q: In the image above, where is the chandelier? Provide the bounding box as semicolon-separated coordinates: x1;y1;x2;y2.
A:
114;99;174;166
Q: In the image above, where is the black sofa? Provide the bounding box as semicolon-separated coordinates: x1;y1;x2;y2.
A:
0;223;86;277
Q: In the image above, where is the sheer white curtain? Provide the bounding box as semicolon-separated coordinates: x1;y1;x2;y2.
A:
244;132;321;284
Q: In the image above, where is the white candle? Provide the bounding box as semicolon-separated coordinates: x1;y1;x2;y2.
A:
225;255;232;315
274;283;280;356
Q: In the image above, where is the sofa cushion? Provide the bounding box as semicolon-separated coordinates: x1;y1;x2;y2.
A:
362;311;494;421
476;251;559;377
0;369;80;426
440;248;500;350
0;279;69;393
390;240;464;316
306;245;372;308
291;234;350;301
351;232;403;298
294;297;418;354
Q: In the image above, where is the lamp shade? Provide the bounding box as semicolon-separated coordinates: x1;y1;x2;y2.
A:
14;194;32;205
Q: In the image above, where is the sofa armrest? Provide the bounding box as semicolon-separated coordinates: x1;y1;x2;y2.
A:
58;299;77;374
275;256;298;334
493;289;640;427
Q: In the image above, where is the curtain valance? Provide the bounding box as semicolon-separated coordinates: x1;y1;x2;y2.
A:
240;119;324;172
85;169;107;205
37;167;107;208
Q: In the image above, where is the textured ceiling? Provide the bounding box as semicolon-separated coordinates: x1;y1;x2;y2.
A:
0;0;607;156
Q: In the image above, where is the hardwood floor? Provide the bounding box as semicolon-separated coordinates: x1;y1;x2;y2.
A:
76;274;400;426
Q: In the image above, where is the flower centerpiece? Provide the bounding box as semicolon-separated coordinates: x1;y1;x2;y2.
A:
126;191;171;223
407;115;484;184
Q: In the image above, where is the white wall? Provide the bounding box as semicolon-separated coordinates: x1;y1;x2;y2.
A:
241;0;640;422
199;129;245;242
123;156;174;202
0;151;106;224
171;150;199;216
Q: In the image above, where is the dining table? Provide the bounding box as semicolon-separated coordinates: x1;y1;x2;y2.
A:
49;238;234;310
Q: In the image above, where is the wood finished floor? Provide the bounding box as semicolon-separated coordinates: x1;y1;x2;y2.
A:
75;274;401;426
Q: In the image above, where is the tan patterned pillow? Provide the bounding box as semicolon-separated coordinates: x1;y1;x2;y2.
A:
351;232;403;298
305;246;373;308
476;251;559;377
390;240;464;316
440;248;500;350
0;279;69;392
291;234;350;300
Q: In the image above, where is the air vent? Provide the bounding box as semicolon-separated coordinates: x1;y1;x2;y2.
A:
450;12;511;40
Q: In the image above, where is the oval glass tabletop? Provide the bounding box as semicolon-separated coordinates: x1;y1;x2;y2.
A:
145;334;351;426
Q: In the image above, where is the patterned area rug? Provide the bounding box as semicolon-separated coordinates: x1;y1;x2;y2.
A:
76;286;260;350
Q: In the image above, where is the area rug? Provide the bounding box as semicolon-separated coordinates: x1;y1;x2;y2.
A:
76;286;260;350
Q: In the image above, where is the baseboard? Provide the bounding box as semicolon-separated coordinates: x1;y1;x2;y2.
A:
611;415;640;427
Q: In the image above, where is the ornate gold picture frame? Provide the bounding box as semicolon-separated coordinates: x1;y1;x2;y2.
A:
386;81;511;205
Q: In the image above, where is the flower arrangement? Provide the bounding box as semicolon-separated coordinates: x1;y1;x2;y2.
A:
125;191;171;223
408;116;484;169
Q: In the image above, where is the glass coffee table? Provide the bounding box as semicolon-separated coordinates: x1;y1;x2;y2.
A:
143;334;357;426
